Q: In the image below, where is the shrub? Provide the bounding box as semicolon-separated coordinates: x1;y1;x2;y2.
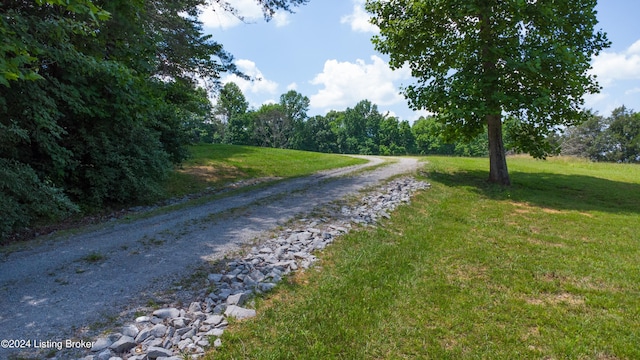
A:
0;159;78;241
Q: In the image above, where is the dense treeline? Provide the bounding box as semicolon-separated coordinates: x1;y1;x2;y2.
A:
201;82;494;157
0;0;304;239
205;83;639;165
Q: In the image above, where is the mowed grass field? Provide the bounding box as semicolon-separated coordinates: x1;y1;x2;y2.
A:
208;155;640;360
164;144;367;197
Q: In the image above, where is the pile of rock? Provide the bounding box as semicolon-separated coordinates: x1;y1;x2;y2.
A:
77;177;430;360
85;306;226;360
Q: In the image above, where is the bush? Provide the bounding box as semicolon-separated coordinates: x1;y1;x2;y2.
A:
0;159;78;241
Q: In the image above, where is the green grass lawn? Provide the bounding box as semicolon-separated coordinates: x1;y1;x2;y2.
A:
164;144;367;197
208;155;640;360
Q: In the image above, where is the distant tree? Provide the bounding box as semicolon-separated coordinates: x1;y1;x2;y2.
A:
280;90;310;123
340;100;384;154
215;82;249;123
224;112;254;145
412;116;489;156
412;117;455;155
561;111;607;159
607;107;640;163
454;133;489;157
279;90;310;149
367;0;610;185
379;116;403;155
209;82;248;143
562;107;640;163
297;115;338;153
398;120;417;154
327;110;349;153
253;104;294;148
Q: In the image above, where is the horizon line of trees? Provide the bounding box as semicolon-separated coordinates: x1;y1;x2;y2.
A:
197;82;640;164
197;82;495;157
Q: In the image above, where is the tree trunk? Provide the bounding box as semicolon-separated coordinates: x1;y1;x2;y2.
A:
478;1;510;186
487;113;511;185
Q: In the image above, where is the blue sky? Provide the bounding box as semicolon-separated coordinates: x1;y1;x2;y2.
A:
200;0;640;122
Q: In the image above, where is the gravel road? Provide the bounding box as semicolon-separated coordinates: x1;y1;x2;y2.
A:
0;156;420;358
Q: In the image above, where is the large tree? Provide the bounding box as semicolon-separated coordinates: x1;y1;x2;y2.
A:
366;0;609;185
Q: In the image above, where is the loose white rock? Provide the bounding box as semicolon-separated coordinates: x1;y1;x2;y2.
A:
91;337;112;352
121;324;139;338
224;305;256;320
146;346;173;359
109;336;136;353
152;308;180;319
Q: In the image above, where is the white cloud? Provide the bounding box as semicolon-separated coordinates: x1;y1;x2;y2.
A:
222;59;279;96
584;93;615;112
625;87;640;95
628;39;640;54
199;0;289;29
590;39;640;86
582;92;627;115
286;82;298;91
309;55;411;110
272;12;291;27
340;0;378;33
583;92;610;106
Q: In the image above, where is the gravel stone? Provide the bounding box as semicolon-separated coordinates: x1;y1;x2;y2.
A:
146;346;173;359
224;305;257;320
121;324;139;338
91;338;112;352
152;308;180;319
109;336;136;353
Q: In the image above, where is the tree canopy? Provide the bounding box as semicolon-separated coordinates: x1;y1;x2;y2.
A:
366;0;610;184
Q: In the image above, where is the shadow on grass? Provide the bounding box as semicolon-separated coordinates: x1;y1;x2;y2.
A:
429;169;640;215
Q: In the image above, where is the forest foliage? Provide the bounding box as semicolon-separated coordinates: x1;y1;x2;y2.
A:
0;0;305;239
201;83;495;158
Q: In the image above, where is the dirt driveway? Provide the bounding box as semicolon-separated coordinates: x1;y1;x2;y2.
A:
0;156;420;357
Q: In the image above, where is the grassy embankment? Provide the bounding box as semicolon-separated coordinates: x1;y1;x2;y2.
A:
208;155;640;360
164;144;367;198
2;145;365;245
